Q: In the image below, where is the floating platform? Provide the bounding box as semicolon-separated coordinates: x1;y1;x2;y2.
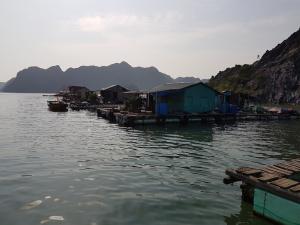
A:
97;108;300;126
224;159;300;225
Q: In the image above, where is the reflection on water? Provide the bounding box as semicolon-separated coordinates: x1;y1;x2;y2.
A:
224;202;273;225
0;93;300;225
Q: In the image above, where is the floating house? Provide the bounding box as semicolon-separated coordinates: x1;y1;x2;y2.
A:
100;85;129;104
219;91;259;113
123;90;149;113
149;82;220;116
68;86;90;100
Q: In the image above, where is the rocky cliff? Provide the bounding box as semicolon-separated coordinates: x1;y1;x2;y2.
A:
209;27;300;103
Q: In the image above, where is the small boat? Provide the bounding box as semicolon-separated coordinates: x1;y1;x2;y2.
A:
47;100;68;112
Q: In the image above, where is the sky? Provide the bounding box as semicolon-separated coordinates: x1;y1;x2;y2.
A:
1;0;300;82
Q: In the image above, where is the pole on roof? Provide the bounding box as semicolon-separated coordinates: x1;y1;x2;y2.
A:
155;91;158;115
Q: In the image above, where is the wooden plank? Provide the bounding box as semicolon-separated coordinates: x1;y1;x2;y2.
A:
291;159;300;163
262;168;283;176
271;178;288;185
273;179;293;186
268;166;293;176
236;167;262;176
267;165;290;174
262;167;285;176
258;173;280;182
267;165;293;175
284;166;300;172
281;163;300;170
236;167;254;173
275;163;300;172
288;161;300;168
241;169;262;176
290;184;300;193
271;178;299;189
288;162;300;168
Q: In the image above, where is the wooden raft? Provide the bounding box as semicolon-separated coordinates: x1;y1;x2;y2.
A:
224;158;300;203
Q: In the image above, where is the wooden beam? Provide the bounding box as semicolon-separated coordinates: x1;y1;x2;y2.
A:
258;173;280;182
270;178;299;189
225;169;300;203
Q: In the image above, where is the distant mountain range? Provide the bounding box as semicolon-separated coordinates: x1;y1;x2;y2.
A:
209;27;300;103
2;61;203;93
8;28;300;100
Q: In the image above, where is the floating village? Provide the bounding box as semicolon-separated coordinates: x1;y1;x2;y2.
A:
47;82;300;225
47;82;300;126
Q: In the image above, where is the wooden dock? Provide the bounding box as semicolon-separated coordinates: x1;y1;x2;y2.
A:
224;159;300;224
97;108;300;126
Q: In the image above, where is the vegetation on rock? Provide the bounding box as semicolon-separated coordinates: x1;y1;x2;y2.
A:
209;28;300;103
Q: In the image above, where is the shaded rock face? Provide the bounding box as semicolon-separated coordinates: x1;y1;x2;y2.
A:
2;62;175;93
209;28;300;103
0;82;4;91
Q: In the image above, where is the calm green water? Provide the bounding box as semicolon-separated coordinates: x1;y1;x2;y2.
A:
1;93;300;225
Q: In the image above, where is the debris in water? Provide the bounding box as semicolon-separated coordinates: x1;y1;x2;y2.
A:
80;167;93;170
84;177;95;181
45;196;52;199
78;201;103;206
49;216;64;221
21;200;42;210
40;219;50;224
78;159;91;162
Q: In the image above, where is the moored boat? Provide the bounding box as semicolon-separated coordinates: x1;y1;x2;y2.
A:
47;100;68;112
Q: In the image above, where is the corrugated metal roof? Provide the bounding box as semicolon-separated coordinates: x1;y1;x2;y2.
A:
123;90;146;94
149;82;221;94
101;84;128;91
149;82;200;93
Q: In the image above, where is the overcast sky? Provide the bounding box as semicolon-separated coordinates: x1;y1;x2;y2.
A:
1;0;300;82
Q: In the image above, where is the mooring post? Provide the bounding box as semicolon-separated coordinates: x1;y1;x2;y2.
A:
156;116;166;125
179;115;189;125
240;182;254;204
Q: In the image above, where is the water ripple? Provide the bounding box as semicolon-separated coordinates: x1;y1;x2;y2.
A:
0;93;300;225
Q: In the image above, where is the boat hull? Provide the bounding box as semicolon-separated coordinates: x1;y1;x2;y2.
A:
47;101;68;112
254;188;300;225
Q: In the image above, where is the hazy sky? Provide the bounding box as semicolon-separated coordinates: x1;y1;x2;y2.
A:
1;0;300;82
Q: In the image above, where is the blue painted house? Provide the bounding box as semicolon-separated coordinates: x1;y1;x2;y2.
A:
149;82;220;116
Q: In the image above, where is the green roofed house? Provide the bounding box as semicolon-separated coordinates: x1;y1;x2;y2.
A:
149;82;221;116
